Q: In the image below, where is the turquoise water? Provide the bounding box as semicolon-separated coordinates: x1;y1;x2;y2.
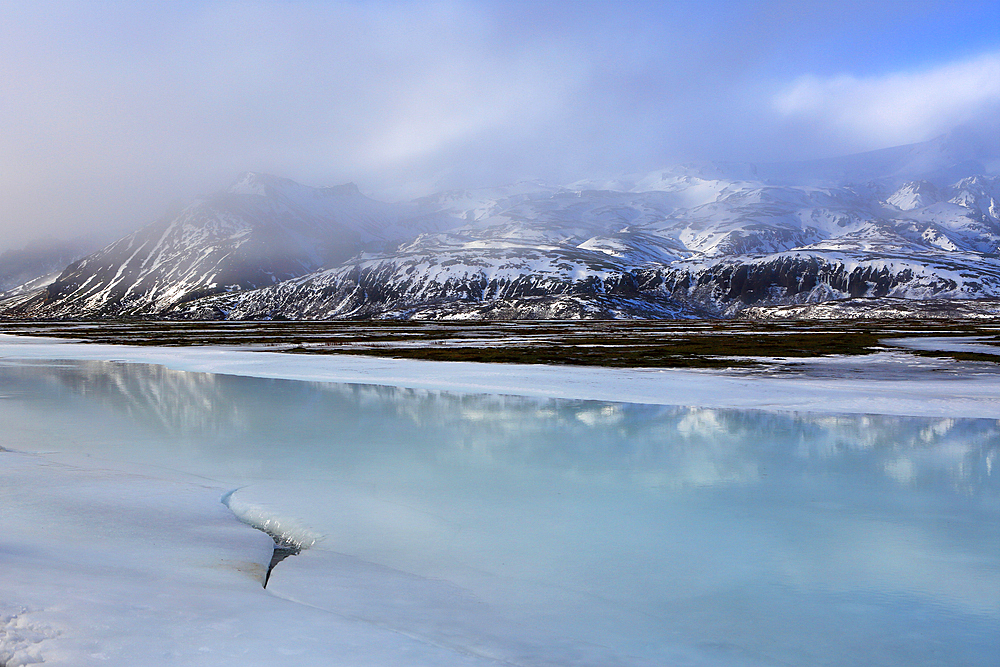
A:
1;358;997;666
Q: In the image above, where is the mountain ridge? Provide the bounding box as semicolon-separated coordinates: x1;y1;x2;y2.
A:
4;132;1000;320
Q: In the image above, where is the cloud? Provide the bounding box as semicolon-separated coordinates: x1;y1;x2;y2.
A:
0;1;598;249
773;52;1000;149
2;2;1000;251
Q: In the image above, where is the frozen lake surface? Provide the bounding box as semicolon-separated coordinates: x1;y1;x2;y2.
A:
1;338;998;666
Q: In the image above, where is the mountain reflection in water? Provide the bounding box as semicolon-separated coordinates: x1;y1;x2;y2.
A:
1;358;997;666
2;358;995;493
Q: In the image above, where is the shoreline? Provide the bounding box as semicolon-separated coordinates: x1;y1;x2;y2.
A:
2;333;1000;418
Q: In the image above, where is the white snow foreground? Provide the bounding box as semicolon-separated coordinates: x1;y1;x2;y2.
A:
0;451;507;667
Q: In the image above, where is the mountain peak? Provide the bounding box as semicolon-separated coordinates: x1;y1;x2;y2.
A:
227;172;302;196
887;180;939;211
228;173;365;199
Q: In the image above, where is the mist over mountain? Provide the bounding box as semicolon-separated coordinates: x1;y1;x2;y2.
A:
5;2;1000;256
0;238;95;298
3;130;1000;320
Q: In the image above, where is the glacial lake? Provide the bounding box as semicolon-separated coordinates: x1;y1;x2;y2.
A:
1;356;998;666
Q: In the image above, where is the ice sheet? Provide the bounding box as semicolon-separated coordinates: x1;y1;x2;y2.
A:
0;451;512;666
884;335;1000;356
1;336;998;666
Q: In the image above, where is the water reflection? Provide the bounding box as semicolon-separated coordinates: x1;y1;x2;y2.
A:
1;358;996;494
1;358;998;666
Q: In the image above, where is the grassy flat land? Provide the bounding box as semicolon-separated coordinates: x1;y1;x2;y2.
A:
1;319;998;369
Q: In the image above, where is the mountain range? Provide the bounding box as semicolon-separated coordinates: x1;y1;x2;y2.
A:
3;128;1000;320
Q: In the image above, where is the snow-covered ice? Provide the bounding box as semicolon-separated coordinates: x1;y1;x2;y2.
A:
884;335;1000;357
0;451;507;666
1;335;998;666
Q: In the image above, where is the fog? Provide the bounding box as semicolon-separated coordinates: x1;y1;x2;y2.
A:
2;0;1000;252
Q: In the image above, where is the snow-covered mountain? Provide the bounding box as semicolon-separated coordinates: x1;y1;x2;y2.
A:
176;171;1000;320
4;130;1000;320
2;173;460;317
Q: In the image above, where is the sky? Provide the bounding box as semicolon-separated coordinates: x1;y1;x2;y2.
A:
2;0;1000;251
